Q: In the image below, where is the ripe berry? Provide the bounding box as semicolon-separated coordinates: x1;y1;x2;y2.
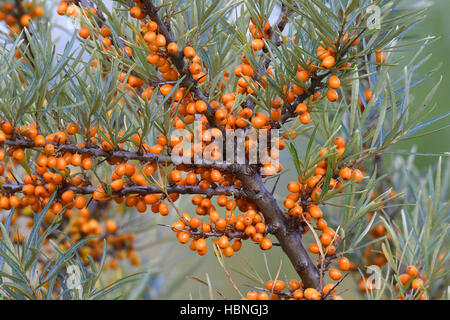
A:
338;257;350;271
329;268;342;280
328;75;341;89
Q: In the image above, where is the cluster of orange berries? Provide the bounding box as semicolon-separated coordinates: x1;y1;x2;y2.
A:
0;119;147;265
170;194;273;257
244;278;345;300
0;1;44;36
393;265;427;300
49;0;387;277
245;257;353;300
233;54;269;97
1;110;277;260
57;0;86;17
283;136;362;209
248;17;270;51
280;136;365;258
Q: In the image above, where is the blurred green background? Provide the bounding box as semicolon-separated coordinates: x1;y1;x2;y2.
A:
156;0;450;299
392;0;450;168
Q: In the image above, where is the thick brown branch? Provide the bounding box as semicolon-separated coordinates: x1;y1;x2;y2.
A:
236;167;320;289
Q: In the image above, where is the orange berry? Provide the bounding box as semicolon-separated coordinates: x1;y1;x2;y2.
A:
183;46;196;59
339;167;352;180
105;219;117;233
411;278;424;291
293;289;304;300
309;205;323;219
296;103;307;115
82;157;93;170
78;26;90;39
309;243;320;254
251;39;264;51
376;51;386;63
287;181;300;193
61;190;75;203
167;42;178;54
12;148;25;162
351;169;363;183
260;237;272;250
338;257;350;271
111;179;124;191
328;75;341;89
129;6;145;19
217;235;229;249
322;56;336;68
329;269;342;281
406;265;418;278
159;202;169;216
74;196;86;209
189;217;202;229
326;89;338;102
299;112;310;124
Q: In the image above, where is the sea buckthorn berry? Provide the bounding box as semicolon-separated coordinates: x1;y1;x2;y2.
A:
406;265;418;278
231;239;242;252
217;235;229;249
329;268;342;280
251;39;264;51
304;288;319;300
311;187;322;203
398;273;411;288
412;278;424;291
326;89;338;102
316;218;327;230
328;75;341;89
334;136;345;149
260;237;272;250
74;196;86;209
299;112;310;124
296;103;307;115
167;42;178;54
257;292;269;300
78;26;90;39
100;26;111;37
246;291;258;300
12;148;25;163
320;233;332;246
61;190;75;203
177;232;190;244
82;157;93;170
309;205;322;219
287;181;300;193
111;179;124;191
130;7;145;19
289;280;301;290
338;257;350;271
323;283;336;295
376;51;386;63
322;56;336;68
293;289;304;300
339;167;352;180
351;169;363;183
309;243;320;254
105;219;117;233
190;217;202;229
183;46;196;59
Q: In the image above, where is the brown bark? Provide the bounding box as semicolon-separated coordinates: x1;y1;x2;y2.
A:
237;167;320;289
